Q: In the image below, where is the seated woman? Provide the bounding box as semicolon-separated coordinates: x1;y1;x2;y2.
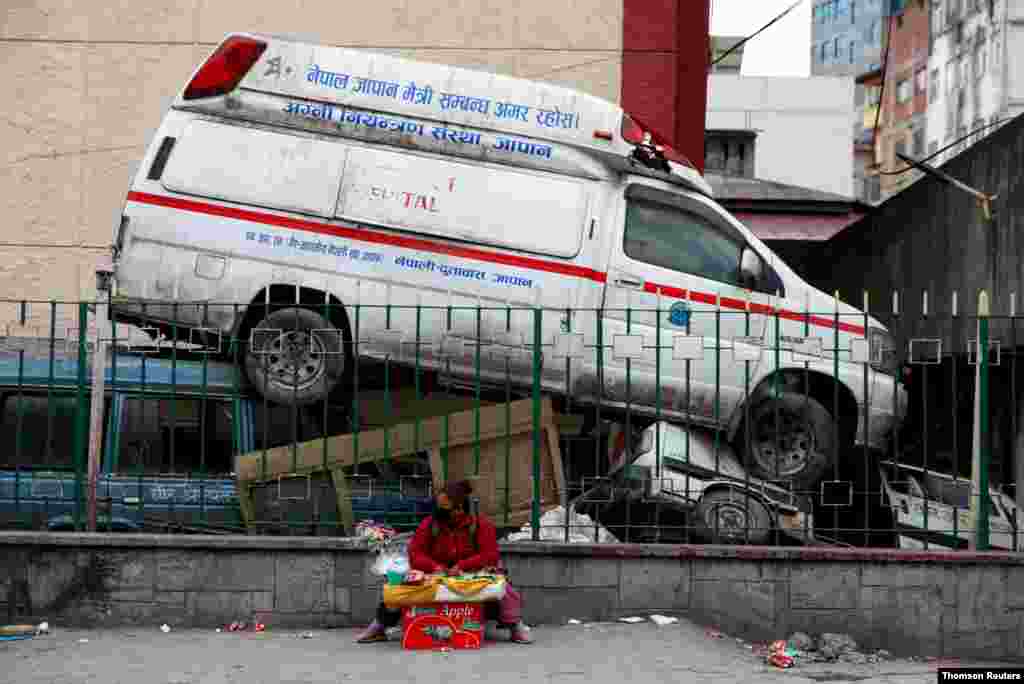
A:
355;480;532;644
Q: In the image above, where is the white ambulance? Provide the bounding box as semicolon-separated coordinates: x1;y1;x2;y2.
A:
109;33;907;489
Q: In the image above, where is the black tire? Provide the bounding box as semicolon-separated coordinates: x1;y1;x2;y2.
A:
244;307;348;407
694;489;772;545
738;392;836;490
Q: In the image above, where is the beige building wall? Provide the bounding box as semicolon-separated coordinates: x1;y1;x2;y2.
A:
2;1;623;327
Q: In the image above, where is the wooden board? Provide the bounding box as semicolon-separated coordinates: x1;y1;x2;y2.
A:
235;397;564;531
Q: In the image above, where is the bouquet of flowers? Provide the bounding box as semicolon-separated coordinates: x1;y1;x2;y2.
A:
355;520;397;553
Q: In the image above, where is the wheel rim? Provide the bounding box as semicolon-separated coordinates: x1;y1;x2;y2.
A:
259;330;327;392
704;501;751;541
751;408;816;478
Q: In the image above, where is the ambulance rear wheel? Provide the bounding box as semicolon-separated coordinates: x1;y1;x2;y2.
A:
244;307;347;406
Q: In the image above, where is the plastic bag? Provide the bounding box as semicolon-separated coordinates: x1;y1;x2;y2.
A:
371;548;410;577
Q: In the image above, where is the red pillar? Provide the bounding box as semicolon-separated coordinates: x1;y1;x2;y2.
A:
621;0;711;173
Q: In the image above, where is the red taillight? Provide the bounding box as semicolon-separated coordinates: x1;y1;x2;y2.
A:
183;36;267;100
621;113;698;170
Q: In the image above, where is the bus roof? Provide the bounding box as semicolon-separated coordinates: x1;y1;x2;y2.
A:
0;344;244;394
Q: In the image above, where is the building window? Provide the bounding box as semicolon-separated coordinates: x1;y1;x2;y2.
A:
834;36;840;57
821;42;827;61
931;0;944;36
914;129;926;155
930;68;940;102
851;0;856;22
946;61;957;93
915;68;927;95
947;0;961;22
704;135;755;178
896;78;912;103
850;41;856;63
929;140;939;155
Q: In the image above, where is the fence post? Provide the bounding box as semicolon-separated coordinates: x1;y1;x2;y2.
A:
971;290;991;550
531;305;543;541
72;302;90;531
87;297;109;532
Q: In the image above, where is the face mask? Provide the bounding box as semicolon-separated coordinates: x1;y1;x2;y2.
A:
434;506;452;522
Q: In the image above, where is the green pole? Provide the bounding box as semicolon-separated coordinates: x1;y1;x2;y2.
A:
72;302;90;531
531;305;543;541
977;290;991;550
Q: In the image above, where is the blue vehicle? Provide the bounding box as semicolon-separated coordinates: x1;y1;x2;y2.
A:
0;343;432;533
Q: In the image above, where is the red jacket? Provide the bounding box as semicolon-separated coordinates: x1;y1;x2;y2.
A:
408;513;500;573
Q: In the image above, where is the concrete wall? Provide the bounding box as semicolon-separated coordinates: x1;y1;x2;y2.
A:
3;532;1024;658
925;0;1024;165
706;74;855;197
1;1;627;307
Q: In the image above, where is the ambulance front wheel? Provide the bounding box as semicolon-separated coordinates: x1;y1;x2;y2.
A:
244;307;348;406
739;393;836;490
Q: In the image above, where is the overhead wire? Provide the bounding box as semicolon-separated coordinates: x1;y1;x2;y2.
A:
710;0;805;69
869;10;896;163
877;117;1009;174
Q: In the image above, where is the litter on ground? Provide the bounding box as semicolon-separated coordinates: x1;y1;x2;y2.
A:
567;619;582;625
649;615;678;626
618;617;645;624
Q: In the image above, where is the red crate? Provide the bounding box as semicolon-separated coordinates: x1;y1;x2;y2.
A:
400;603;484;650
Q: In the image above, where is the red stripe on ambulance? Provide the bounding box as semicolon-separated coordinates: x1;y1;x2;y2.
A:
125;191;865;337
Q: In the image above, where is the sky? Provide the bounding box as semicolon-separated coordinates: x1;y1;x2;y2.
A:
710;0;812;77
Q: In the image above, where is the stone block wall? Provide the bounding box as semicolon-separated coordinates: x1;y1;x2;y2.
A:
3;532;1023;658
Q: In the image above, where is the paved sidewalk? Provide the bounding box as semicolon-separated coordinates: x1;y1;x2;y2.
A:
0;618;1010;684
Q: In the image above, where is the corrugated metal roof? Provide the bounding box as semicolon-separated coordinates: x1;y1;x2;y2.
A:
706;173;855;204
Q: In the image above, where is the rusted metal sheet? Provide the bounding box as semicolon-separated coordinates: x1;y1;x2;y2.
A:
811;115;1024;353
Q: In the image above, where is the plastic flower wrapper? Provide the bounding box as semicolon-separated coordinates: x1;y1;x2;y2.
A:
362;524;411;579
371;548;410;578
356;520;397;553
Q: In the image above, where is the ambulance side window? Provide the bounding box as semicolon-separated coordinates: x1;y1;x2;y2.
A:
624;199;744;287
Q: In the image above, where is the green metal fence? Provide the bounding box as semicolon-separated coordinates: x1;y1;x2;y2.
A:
0;291;1010;551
